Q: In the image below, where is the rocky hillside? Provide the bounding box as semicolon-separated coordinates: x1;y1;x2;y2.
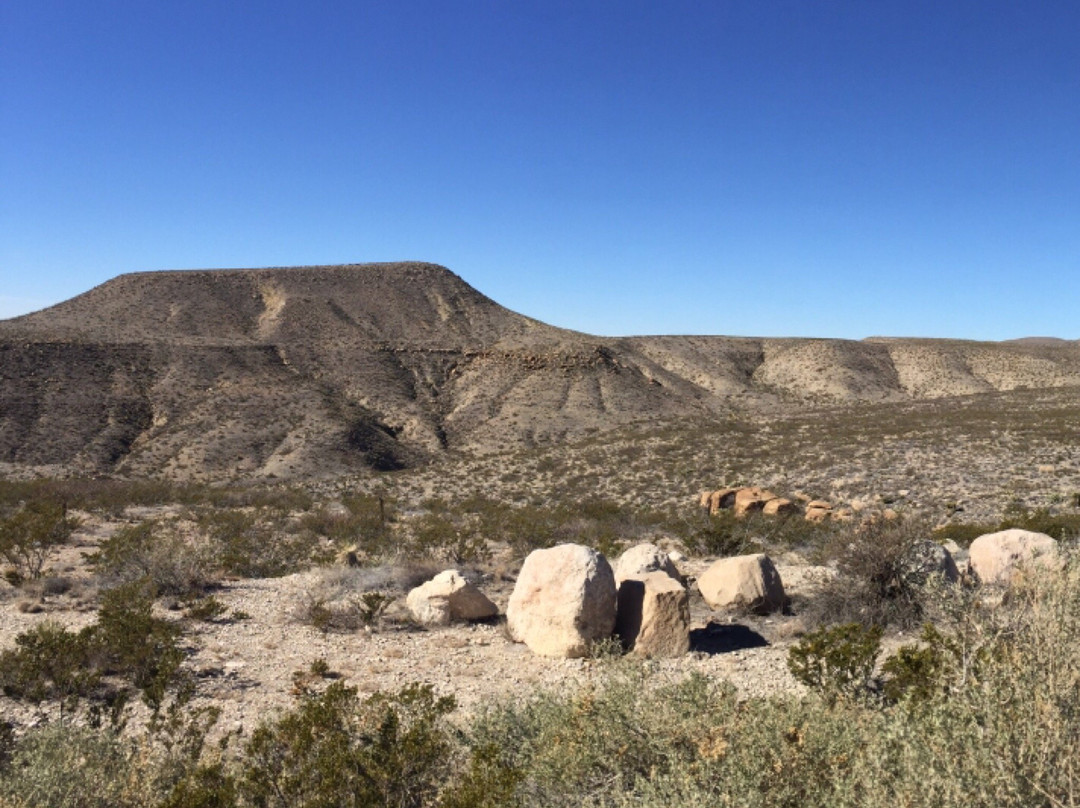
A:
2;262;1078;479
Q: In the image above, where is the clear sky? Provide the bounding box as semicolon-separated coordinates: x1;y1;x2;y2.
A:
2;1;1078;339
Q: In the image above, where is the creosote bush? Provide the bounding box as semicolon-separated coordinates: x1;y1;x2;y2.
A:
0;578;186;719
0;500;79;582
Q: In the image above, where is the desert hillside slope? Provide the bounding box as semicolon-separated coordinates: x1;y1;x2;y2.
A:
2;262;1078;479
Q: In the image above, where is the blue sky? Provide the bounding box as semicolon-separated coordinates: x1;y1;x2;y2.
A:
2;1;1078;339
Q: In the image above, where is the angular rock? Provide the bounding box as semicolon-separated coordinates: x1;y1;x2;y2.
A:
406;569;498;627
733;487;778;517
613;542;682;584
616;572;690;658
805;507;832;523
762;497;799;517
968;529;1059;585
707;488;738;515
506;544;617;658
898;540;960;587
697;553;786;614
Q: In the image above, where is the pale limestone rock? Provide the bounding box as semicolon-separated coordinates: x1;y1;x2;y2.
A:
968;529;1059;585
697;553;786;614
406;569;498;627
506;544;617;658
614;542;682;584
616;572;690;658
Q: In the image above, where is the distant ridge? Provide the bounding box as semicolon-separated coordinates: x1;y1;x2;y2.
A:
2;262;1079;480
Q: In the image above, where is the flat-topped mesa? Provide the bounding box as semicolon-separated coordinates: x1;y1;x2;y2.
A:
3;261;1080;480
0;262;563;349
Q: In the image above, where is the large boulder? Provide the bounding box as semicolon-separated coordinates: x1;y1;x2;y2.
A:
733;487;778;517
968;529;1059;585
697;553;786;614
898;540;960;587
762;497;799;517
615;573;690;658
613;543;682;585
707;488;738;515
506;544;617;658
406;570;498;626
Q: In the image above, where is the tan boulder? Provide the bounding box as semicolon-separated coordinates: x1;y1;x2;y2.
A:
615;572;690;658
805;507;831;523
707;488;738;515
697;553;786;614
806;499;831;510
613;542;682;584
698;491;712;508
733;487;779;517
762;497;799;517
406;570;498;626
506;544;617;658
968;529;1059;585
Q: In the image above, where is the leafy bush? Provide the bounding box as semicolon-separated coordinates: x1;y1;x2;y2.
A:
200;509;324;578
88;520;215;597
0;621;99;719
788;623;883;704
240;682;456;808
0;500;79;581
0;578;186;718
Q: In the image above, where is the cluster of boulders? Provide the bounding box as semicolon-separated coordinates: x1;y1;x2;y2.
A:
405;541;789;659
401;527;1062;660
698;487;856;522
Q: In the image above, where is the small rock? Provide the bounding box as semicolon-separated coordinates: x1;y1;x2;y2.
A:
406;570;498;627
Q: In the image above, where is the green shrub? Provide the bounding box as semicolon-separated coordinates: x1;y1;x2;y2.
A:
183;595;228;622
240;681;456;808
201;509;323;578
788;623;883;704
0;621;98;719
89;520;215;597
0;500;79;581
0;578;187;719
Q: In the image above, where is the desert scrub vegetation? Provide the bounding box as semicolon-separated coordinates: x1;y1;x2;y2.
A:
0;578;187;720
0;500;78;583
1;553;1077;807
801;516;955;629
0;478;313;516
934;500;1080;547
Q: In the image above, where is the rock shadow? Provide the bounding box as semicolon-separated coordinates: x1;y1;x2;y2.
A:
689;621;769;655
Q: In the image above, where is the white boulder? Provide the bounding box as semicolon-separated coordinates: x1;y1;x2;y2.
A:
406;569;498;626
968;529;1059;585
697;553;786;614
506;544;617;658
613;542;682;584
